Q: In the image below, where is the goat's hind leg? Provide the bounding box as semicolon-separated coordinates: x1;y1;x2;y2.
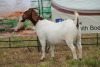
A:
66;40;77;60
77;33;82;60
50;44;55;59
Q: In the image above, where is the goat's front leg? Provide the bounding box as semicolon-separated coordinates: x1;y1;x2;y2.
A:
50;44;55;59
39;40;46;61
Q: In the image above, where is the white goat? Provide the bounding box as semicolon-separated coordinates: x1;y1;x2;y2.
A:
35;12;82;60
14;9;82;60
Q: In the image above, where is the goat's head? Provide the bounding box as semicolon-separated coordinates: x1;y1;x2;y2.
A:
14;8;43;32
21;8;43;25
21;8;34;22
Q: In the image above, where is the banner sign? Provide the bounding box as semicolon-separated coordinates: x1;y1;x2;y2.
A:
52;8;100;33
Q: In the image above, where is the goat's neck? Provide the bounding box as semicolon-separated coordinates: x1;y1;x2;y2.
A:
29;18;37;26
30;16;43;26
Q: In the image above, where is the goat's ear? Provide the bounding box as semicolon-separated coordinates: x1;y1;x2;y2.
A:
28;8;33;16
31;10;39;22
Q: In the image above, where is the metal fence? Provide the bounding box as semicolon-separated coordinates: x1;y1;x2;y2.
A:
0;36;41;52
31;0;51;19
81;33;100;46
0;33;99;49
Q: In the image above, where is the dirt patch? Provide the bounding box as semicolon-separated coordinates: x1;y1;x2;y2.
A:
14;30;36;35
0;30;36;38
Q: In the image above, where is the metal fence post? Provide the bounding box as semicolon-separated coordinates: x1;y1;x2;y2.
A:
9;37;11;47
97;33;98;46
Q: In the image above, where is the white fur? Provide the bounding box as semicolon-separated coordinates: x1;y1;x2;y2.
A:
35;12;82;60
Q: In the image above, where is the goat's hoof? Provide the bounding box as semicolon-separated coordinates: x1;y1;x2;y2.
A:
73;59;77;61
72;58;77;61
50;57;55;61
79;58;82;61
40;58;45;61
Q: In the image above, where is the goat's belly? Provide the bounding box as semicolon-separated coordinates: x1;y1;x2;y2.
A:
48;39;65;45
47;36;66;44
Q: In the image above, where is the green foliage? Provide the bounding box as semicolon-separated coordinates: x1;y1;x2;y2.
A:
67;58;100;67
0;18;17;31
21;20;33;30
84;57;100;67
0;18;33;31
21;22;27;30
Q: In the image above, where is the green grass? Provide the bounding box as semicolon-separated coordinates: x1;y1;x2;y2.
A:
0;18;18;31
0;44;99;67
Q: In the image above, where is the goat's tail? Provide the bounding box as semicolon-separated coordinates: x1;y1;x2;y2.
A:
74;11;79;29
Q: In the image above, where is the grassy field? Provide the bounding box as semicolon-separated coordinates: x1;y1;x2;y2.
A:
0;45;100;67
0;34;100;67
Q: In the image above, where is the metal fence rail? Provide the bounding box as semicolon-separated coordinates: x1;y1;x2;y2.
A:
0;34;99;52
0;34;99;49
82;33;99;46
0;36;41;52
